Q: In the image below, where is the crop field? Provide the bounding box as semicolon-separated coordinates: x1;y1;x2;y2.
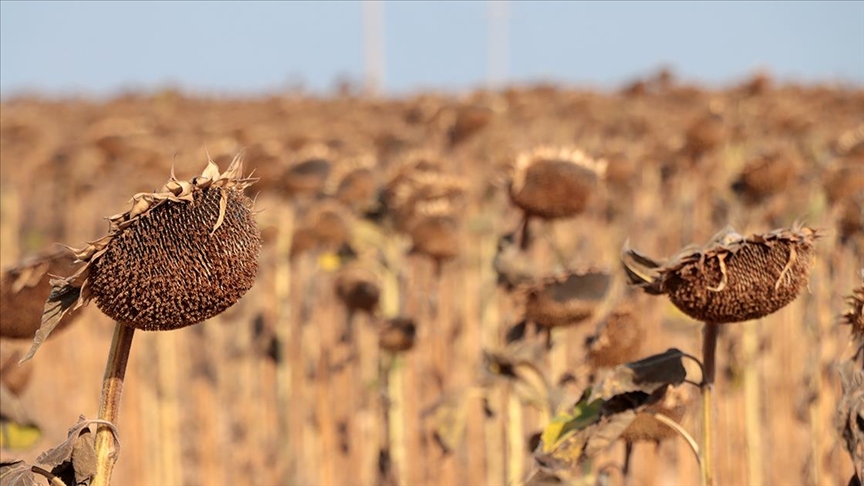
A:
0;73;862;485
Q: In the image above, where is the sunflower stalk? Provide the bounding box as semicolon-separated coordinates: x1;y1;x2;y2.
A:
93;323;135;486
700;322;718;486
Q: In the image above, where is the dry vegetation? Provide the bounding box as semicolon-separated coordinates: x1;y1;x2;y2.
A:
1;71;862;485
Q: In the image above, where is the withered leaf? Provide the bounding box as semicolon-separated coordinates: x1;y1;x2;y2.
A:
0;461;39;486
536;349;689;471
71;427;97;484
589;348;687;402
35;415;119;474
20;283;81;364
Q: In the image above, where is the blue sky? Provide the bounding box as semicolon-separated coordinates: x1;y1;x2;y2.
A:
1;1;862;97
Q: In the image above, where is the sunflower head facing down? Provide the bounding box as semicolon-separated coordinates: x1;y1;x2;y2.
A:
23;154;261;362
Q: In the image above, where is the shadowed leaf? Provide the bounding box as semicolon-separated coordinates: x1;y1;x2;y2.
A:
590;348;687;402
35;415;118;480
535;349;689;471
20;283;81;364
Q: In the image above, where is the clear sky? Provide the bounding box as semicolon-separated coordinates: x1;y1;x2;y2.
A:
1;1;862;98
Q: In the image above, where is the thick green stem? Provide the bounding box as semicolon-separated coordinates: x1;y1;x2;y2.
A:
92;323;135;486
701;322;719;486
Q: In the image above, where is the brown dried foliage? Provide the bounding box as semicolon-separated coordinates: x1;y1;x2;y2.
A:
0;250;80;339
619;385;690;444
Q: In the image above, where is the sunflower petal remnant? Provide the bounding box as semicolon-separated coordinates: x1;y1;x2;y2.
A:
22;154;260;363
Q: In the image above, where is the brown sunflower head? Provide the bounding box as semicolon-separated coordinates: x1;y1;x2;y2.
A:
25;154;260;360
524;269;612;330
509;146;607;220
623;224;821;324
730;148;801;204
324;154;379;212
585;302;645;371
378;316;417;353
280;143;333;198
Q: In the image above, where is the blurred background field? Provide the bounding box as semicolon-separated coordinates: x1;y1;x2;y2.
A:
1;2;863;486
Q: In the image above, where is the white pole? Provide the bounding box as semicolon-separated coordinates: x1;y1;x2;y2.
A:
487;0;509;89
363;0;385;96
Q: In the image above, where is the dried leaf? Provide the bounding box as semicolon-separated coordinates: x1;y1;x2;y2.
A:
19;284;81;364
36;416;119;473
0;461;39;486
535;349;689;471
71;428;97;484
540;391;604;452
590;348;687;402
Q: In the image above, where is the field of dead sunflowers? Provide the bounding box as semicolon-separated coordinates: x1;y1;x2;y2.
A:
1;72;862;486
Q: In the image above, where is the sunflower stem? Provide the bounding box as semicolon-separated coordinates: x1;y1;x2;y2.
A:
700;322;718;486
93;322;135;486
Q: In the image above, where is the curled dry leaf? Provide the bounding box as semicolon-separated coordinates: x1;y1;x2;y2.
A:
0;416;116;486
534;349;688;471
35;416;116;475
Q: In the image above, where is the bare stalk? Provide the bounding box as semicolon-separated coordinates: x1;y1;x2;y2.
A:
701;322;719;486
652;412;701;468
92;323;136;486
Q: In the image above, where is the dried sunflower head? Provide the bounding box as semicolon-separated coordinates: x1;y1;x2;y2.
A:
524;269;612;330
585;302;645;371
509;146;606;220
623;224;821;324
378;317;417;353
25;155;260;360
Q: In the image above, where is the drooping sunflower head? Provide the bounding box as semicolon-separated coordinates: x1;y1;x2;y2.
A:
624;224;821;324
509;146;607;220
30;154;260;357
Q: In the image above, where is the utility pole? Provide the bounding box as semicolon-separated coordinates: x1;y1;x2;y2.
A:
487;0;509;89
363;0;385;96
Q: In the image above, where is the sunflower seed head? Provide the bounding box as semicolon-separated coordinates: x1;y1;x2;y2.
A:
509;146;606;220
524;270;612;329
47;154;260;332
626;225;821;324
